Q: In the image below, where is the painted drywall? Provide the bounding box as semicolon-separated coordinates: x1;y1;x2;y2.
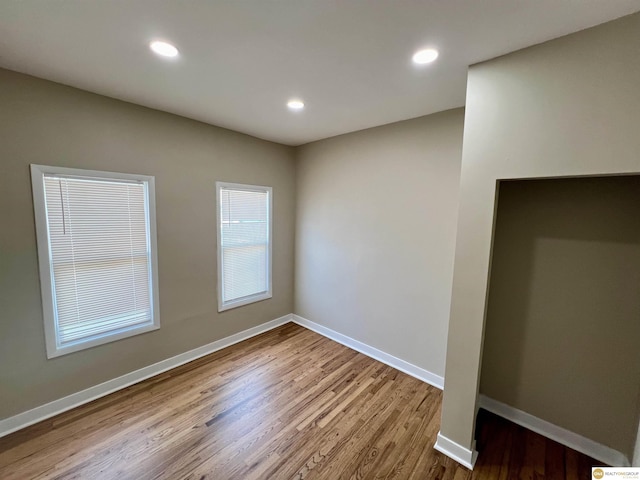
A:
481;177;640;456
0;68;295;420
295;109;464;379
440;11;640;459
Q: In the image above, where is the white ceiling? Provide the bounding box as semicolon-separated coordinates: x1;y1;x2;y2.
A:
1;1;638;146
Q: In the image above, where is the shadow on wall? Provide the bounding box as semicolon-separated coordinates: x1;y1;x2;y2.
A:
480;175;640;458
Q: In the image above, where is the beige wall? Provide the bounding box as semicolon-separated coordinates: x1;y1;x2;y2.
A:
481;177;640;456
0;68;296;420
295;109;464;378
440;11;640;461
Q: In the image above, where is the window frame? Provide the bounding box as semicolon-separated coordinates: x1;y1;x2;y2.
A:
216;181;273;312
30;164;161;358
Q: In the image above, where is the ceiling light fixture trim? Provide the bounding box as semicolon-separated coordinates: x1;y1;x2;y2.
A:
412;48;439;65
287;100;305;110
150;40;179;58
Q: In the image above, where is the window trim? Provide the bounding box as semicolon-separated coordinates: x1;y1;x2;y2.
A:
30;164;161;358
216;181;273;312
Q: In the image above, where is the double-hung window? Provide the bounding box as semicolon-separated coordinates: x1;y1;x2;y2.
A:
31;165;160;358
216;182;272;311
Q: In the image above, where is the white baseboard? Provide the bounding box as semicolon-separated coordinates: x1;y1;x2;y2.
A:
291;314;444;390
0;314;292;439
434;432;478;469
478;394;630;467
1;313;444;440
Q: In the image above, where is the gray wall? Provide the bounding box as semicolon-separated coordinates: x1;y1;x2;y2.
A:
295;109;464;379
440;11;640;462
481;177;640;456
0;68;296;420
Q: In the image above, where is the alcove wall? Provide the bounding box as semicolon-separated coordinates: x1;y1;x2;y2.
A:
480;176;640;458
438;12;640;468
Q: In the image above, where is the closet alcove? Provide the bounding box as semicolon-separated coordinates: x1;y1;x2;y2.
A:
479;175;640;462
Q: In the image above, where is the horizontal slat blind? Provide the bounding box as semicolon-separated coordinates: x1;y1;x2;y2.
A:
43;175;153;346
220;187;269;304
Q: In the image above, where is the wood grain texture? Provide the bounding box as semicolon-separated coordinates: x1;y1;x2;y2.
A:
0;323;600;479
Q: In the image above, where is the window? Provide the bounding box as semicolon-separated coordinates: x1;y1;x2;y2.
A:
216;182;272;311
31;165;160;358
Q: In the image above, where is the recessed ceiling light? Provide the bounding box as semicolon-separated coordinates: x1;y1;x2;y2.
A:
412;48;439;65
150;41;179;58
287;100;305;110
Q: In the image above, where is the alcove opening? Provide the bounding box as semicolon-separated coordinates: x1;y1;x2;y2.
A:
478;175;640;463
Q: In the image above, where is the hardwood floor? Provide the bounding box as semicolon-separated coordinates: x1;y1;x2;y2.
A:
0;323;599;479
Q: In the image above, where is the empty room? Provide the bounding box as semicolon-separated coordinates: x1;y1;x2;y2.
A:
1;2;639;479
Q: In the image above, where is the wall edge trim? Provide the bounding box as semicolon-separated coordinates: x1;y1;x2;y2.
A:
434;432;478;469
291;314;444;389
633;418;640;467
0;313;293;438
478;394;630;467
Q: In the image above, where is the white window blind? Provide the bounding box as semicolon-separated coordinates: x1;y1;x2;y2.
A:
31;165;160;358
217;182;272;311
